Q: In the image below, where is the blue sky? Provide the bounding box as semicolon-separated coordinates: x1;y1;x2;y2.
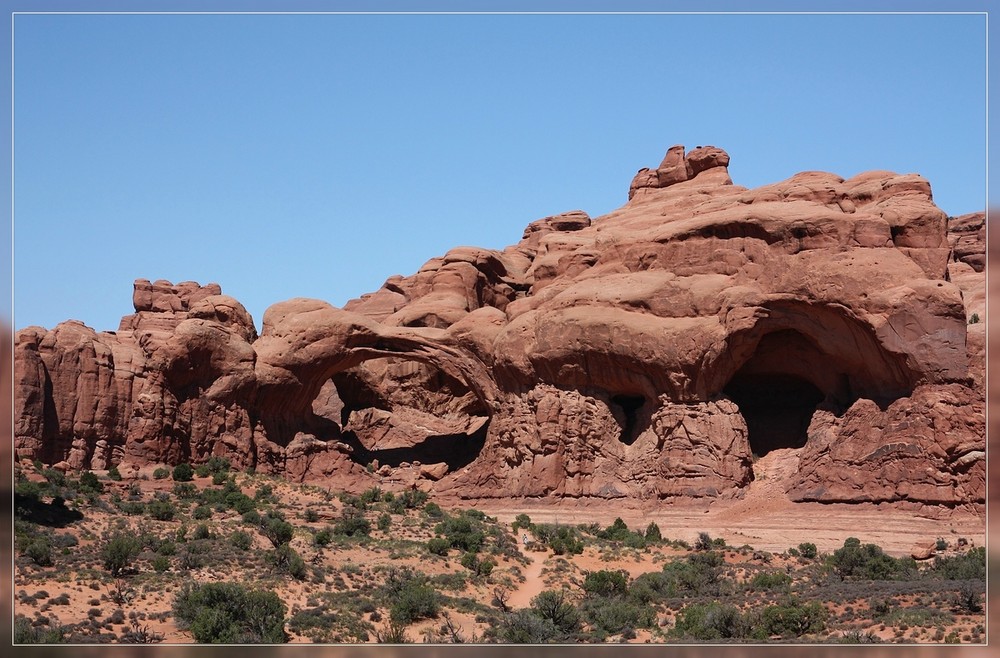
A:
9;8;989;332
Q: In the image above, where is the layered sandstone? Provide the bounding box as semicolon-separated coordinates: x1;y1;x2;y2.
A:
14;146;985;507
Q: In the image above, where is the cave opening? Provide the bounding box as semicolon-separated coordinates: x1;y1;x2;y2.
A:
610;394;647;445
310;356;490;473
724;372;825;457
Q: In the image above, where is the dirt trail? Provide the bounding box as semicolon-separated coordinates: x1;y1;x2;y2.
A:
508;550;546;609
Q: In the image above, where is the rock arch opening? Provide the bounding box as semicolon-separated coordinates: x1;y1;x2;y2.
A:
724;372;824;456
314;356;490;473
610;394;648;445
721;329;859;457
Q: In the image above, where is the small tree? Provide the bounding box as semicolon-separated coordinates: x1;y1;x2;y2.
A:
102;532;142;576
261;516;294;548
172;463;194;482
173;582;287;643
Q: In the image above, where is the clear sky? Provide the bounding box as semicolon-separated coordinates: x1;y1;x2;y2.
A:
9;8;989;332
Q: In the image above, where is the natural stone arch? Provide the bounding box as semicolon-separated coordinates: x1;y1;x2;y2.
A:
251;299;499;448
698;299;920;456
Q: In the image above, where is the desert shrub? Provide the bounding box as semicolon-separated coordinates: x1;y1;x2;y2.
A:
798;542;818;559
269;545;307;580
225;491;255;514
389;580;440;625
334;511;371;538
261;516;294;547
582;596;655;637
956;582;984;613
426;537;450;556
230;531;252;551
496;609;559;643
749;570;792;592
583;569;629;597
377;513;391;531
192;523;213;540
172;463;194;482
435;513;485;553
830;538;916;580
204;456;231;474
460;551;495;577
423;502;444;518
969;312;980;324
152;467;170;480
211;472;229;486
102;532;141;576
695;531;714;551
659;551;725;597
314;528;333;547
671;601;752;640
534;523;584;555
760;598;827;638
78;471;103;494
158;540;177;556
530;590;580;634
173;482;198;499
152;555;170;573
173;581;287;643
107;466;122;481
645;522;662;543
147;498;176;521
192;505;212;520
930;546;985;580
24;536;53;566
303;507;320;523
512;513;533;532
14;616;65;644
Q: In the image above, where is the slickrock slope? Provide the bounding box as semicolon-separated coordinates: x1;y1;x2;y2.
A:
14;146;985;507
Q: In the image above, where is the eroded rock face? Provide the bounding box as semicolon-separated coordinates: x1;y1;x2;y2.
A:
14;146;984;506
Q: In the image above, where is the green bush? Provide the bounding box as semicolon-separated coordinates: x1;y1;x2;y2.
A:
644;522;662;543
147;498;176;521
102;532;141;576
14;616;65;644
583;569;629;597
830;538;916;580
931;546;985;580
534;524;584;555
798;542;818;559
435;513;485;553
270;545;307;580
426;537;450;556
334;512;371;538
172;463;194;482
497;609;558;643
152;555;170;573
390;580;440;625
226;491;255;514
25;536;53;566
530;590;580;634
671;601;751;640
173;581;287;643
192;505;212;520
760;598;827;638
230;531;252;551
377;513;391;532
423;502;444;518
749;570;792;591
314;528;333;547
512;513;533;532
261;516;294;547
153;467;170;480
192;523;213;540
79;471;103;494
108;466;122;482
582;596;654;637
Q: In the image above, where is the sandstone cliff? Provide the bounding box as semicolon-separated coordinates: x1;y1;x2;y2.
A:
14;146;985;507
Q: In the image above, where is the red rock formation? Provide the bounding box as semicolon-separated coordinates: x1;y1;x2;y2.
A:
13;147;984;507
